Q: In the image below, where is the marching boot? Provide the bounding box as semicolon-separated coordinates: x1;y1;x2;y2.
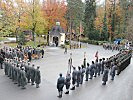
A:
71;86;75;90
36;84;39;88
102;82;106;85
21;86;26;89
57;92;61;98
60;91;63;98
65;91;69;94
31;82;35;85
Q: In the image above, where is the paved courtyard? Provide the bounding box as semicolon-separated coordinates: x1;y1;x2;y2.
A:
0;44;133;100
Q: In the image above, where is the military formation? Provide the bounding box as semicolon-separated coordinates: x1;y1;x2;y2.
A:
0;46;42;89
3;58;41;89
103;43;123;51
57;50;132;98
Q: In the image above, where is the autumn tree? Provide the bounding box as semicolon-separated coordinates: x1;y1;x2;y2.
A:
42;0;67;31
25;0;47;41
0;0;16;36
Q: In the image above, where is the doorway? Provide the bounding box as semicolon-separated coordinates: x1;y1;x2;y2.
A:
53;36;59;47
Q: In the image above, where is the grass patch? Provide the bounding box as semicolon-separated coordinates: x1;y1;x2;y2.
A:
7;43;18;47
0;37;8;41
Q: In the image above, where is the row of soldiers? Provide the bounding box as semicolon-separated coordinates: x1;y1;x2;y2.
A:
3;58;41;89
103;43;123;51
56;50;132;98
0;46;44;62
70;43;82;49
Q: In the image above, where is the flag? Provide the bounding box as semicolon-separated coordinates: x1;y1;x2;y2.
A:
95;51;98;60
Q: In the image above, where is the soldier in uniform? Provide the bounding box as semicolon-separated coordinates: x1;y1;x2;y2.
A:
71;67;77;90
101;58;105;74
25;62;31;83
57;73;65;98
0;53;4;69
28;50;32;62
64;46;67;54
4;58;8;75
8;60;13;79
35;66;41;88
97;59;102;76
89;61;95;79
31;64;36;85
83;52;86;68
68;53;72;73
85;63;90;81
20;68;27;89
80;65;85;84
41;49;44;58
14;63;19;84
76;66;81;87
11;63;15;82
65;72;71;94
17;64;21;87
94;59;98;77
110;62;117;80
102;65;109;85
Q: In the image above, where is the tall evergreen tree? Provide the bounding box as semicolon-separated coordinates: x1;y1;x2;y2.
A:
66;0;84;33
120;0;130;33
84;0;96;40
101;13;108;41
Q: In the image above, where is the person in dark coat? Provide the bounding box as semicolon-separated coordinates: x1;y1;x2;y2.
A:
17;64;21;87
89;61;95;79
26;62;31;83
102;66;109;85
31;64;36;85
94;59;98;77
57;73;65;98
14;64;19;84
71;67;77;90
28;50;32;62
110;63;117;80
76;66;81;87
68;53;72;73
41;49;44;58
64;46;67;54
101;58;105;74
65;72;71;94
0;54;4;69
97;59;102;76
4;58;8;75
35;66;41;88
20;68;27;89
85;63;90;81
80;65;85;84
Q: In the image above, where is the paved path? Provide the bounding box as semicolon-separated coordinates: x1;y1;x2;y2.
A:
0;44;132;100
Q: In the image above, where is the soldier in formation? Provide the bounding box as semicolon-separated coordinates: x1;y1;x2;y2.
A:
103;43;122;51
3;58;41;89
57;50;132;97
57;73;65;98
65;72;71;94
